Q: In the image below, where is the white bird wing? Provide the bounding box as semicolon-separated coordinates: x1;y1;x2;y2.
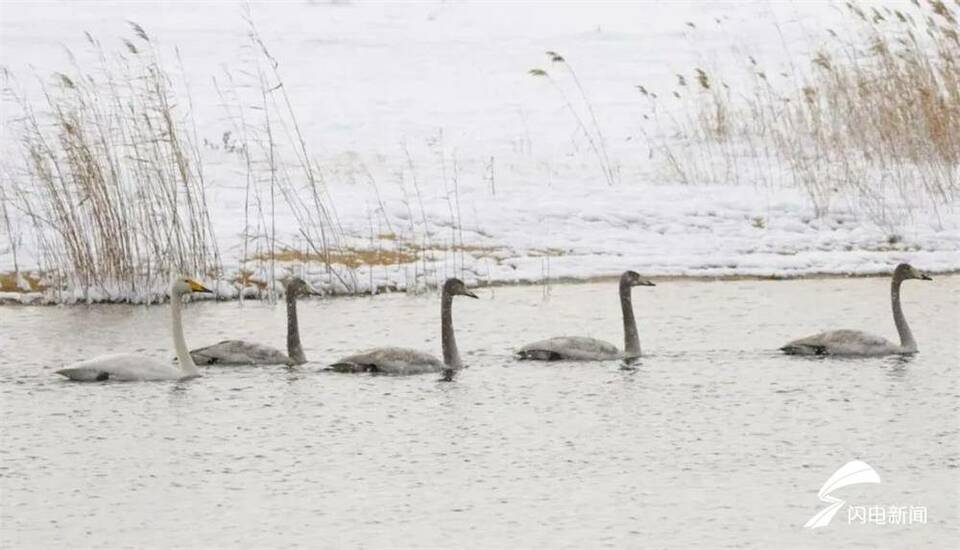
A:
57;353;186;381
517;336;621;361
781;330;899;356
330;347;444;375
189;340;290;365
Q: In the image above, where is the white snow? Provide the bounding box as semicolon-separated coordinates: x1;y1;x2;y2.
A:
0;1;957;303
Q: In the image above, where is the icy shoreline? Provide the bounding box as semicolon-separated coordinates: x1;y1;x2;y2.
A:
5;270;959;306
3;180;958;305
4;262;958;306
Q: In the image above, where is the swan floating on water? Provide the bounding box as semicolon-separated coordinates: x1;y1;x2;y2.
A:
189;277;319;366
780;263;932;356
56;277;212;381
516;270;654;361
330;278;477;375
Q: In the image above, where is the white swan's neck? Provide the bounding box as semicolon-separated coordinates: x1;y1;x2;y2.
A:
441;292;461;368
891;274;916;353
286;292;306;365
620;281;640;357
171;294;200;376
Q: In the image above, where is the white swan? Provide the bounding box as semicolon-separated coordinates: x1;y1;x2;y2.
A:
330;278;477;375
56;277;212;381
516;270;654;361
780;263;932;356
189;277;318;366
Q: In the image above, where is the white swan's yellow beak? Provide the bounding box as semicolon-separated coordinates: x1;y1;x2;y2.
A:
187;279;213;293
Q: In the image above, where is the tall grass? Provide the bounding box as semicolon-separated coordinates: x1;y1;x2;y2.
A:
214;12;395;296
3;24;219;302
530;52;619;186
1;17;536;301
212;14;470;296
644;0;959;227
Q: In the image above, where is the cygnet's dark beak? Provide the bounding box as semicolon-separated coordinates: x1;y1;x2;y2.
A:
920;273;933;281
462;289;479;299
296;281;322;297
637;280;656;287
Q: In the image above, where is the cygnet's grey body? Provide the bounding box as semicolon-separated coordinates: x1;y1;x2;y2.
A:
780;263;932;356
516;270;654;361
189;277;317;366
330;278;477;375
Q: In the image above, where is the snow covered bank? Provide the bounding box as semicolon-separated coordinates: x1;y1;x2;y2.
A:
1;1;957;304
3;178;957;304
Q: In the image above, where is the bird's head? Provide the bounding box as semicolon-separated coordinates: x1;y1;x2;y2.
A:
285;276;321;297
172;276;212;297
895;263;932;282
621;270;655;288
443;278;478;299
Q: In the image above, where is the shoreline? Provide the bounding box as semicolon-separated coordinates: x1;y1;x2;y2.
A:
3;268;957;307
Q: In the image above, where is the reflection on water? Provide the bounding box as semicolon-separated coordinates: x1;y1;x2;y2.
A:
1;276;958;548
620;356;642;371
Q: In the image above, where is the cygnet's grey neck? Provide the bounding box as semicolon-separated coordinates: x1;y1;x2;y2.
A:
891;270;916;352
620;279;640;357
286;291;306;365
441;290;462;368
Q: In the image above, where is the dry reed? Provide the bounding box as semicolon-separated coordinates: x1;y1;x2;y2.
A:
645;0;959;227
4;24;218;302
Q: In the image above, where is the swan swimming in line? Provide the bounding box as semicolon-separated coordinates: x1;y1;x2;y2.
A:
56;277;212;381
189;277;319;366
516;270;655;361
780;263;932;356
330;278;478;375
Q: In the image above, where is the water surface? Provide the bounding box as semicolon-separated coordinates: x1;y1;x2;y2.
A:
1;276;957;548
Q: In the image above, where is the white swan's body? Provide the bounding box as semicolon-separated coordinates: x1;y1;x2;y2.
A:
330;278;477;375
781;263;932;357
56;277;211;382
517;271;654;361
189;278;316;366
57;353;193;382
